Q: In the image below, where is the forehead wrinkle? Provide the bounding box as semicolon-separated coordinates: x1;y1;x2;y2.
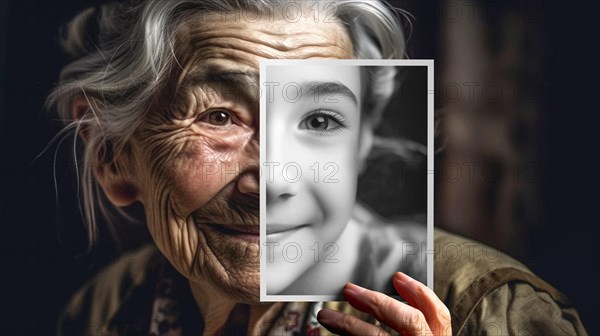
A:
175;13;353;62
188;37;350;62
252;22;353;52
187;27;349;53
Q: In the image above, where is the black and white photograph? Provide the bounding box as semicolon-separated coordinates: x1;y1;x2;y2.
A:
1;0;596;334
261;60;433;301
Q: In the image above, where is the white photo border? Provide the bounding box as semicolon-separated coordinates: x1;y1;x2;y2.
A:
259;59;434;302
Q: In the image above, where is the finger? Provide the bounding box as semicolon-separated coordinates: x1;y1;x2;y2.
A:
342;282;433;335
392;272;452;335
317;308;390;336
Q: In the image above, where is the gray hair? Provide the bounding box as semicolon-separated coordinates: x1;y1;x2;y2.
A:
47;0;407;245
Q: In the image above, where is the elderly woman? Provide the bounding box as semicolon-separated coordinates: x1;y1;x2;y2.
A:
49;0;587;335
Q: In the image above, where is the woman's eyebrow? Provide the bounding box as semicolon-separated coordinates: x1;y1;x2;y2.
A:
180;70;260;102
301;81;359;105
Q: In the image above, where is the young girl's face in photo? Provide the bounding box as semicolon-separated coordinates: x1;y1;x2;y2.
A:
265;65;366;293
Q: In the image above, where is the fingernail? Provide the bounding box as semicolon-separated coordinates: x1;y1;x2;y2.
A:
317;308;342;325
344;282;367;297
393;272;412;284
344;283;370;309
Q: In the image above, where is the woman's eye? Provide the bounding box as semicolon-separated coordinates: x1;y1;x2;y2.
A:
301;113;344;132
199;110;232;126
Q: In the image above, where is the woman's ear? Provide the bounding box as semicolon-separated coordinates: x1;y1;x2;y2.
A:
71;95;140;207
95;173;140;207
93;144;140;207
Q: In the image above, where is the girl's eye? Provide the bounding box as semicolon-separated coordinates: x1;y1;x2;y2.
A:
306;115;330;130
300;111;345;133
199;110;232;126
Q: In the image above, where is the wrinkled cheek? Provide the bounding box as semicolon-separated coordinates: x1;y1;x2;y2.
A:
140;132;256;279
163;161;222;216
160;137;247;217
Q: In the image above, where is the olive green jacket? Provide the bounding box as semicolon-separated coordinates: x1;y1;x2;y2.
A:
57;229;588;335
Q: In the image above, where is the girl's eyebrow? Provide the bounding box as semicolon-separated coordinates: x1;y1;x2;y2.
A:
300;81;359;105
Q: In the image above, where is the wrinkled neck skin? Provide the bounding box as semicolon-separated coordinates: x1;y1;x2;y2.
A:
133;8;354;335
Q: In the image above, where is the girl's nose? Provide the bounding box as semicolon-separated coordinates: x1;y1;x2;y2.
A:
265;161;300;203
265;126;301;203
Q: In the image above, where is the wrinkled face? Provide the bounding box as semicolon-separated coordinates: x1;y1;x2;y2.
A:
130;11;353;302
265;65;362;294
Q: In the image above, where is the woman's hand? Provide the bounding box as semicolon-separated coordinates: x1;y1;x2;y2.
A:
317;272;451;335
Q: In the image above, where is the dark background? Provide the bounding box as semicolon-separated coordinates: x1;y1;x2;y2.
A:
1;0;598;334
358;65;428;220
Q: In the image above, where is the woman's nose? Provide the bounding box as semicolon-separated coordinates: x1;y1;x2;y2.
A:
237;135;259;196
237;166;259;197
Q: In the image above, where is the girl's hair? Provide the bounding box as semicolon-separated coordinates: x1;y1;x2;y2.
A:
47;0;408;245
